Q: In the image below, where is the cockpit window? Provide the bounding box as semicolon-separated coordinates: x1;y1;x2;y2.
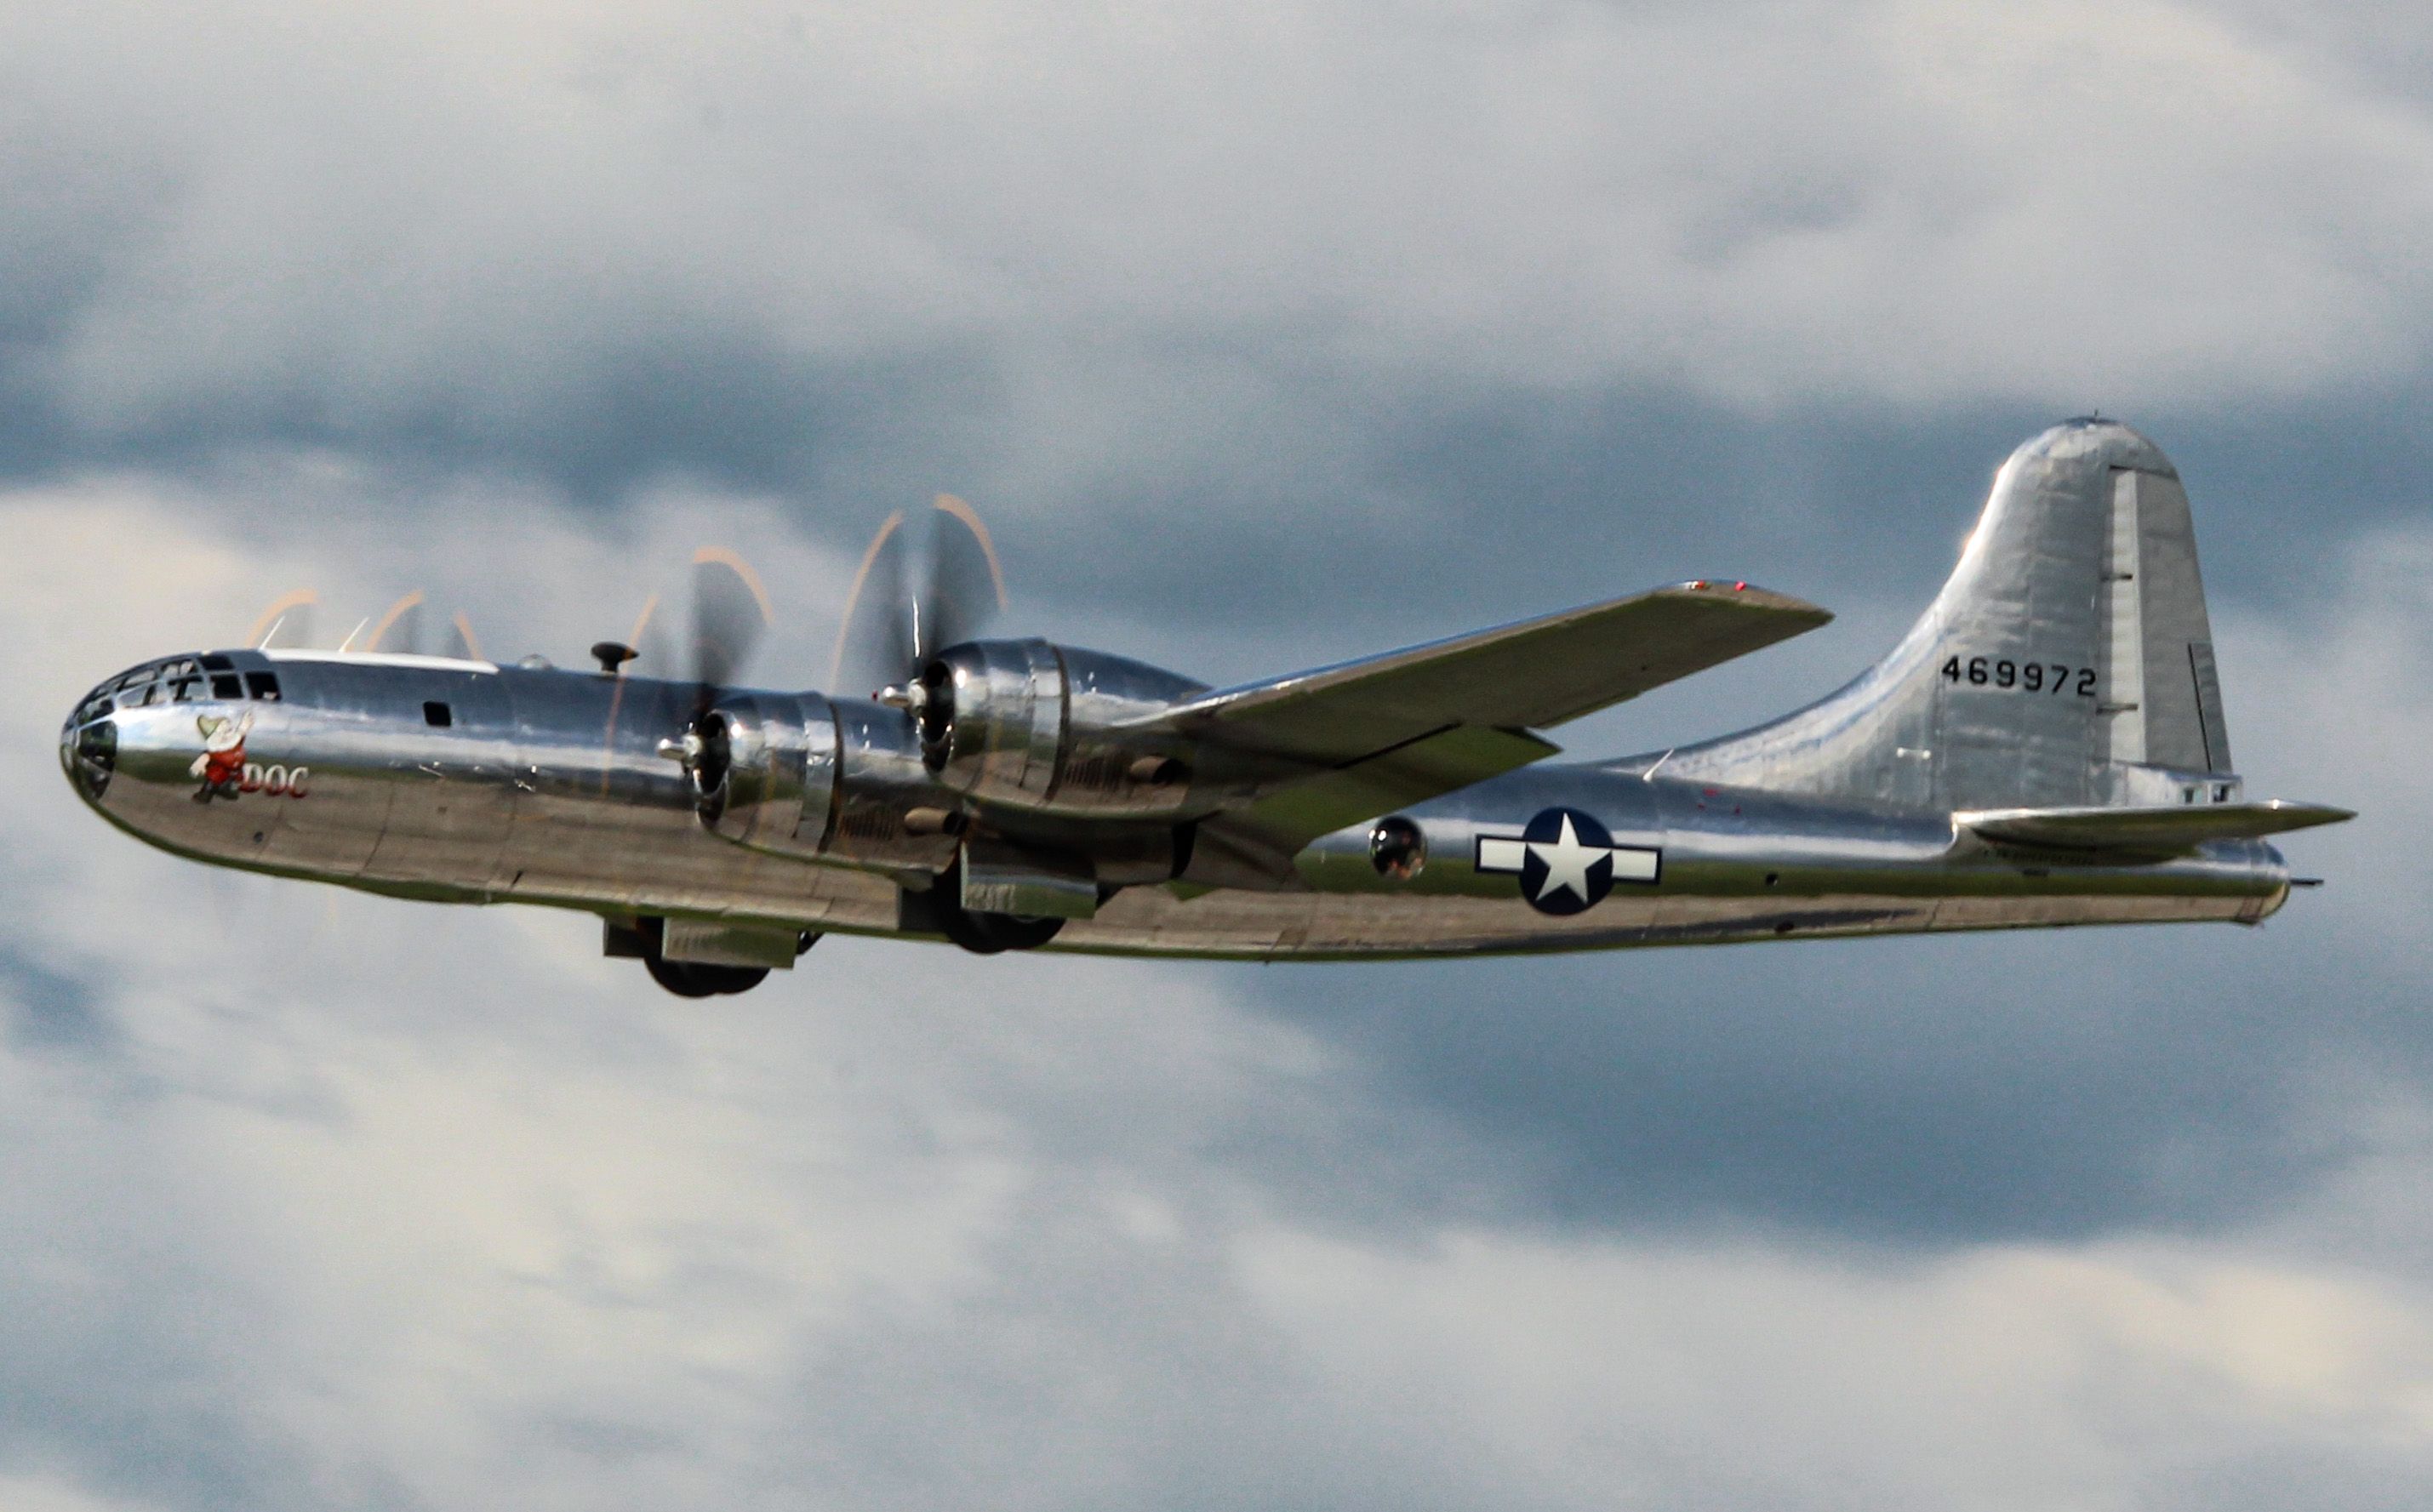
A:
84;657;278;715
107;665;163;709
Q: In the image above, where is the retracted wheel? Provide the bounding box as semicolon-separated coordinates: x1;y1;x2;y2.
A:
974;913;1064;951
933;861;1066;955
643;954;769;997
623;917;774;996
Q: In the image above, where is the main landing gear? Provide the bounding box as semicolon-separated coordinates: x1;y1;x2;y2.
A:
608;916;815;998
930;859;1067;956
646;953;768;999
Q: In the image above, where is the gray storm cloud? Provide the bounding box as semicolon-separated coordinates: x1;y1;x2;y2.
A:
7;0;2433;476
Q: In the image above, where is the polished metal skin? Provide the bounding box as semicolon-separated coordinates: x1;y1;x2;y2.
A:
60;421;2350;987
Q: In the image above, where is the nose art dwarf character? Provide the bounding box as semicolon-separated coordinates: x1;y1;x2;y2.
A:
191;710;253;802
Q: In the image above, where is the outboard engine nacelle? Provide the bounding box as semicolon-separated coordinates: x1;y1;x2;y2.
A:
914;640;1209;816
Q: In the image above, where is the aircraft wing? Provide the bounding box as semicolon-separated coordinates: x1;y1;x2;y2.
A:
1161;581;1832;764
1164;582;1830;874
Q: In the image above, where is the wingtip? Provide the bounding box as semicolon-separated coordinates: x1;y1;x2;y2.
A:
1663;579;1833;624
2259;800;2356;828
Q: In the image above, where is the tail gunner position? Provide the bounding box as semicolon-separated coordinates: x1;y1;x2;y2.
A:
61;421;2351;996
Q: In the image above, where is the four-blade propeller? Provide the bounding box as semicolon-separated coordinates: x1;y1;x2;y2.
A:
831;494;1008;700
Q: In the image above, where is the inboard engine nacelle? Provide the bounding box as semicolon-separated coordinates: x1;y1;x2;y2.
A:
911;639;1208;816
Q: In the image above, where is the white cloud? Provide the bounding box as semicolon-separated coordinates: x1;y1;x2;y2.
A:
2214;525;2433;953
1239;1224;2433;1511
0;1473;170;1512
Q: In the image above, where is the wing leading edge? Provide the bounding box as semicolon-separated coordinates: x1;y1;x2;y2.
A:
1168;582;1832;874
1160;582;1832;761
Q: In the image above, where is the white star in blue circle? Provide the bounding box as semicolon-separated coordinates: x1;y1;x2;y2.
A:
1518;807;1616;916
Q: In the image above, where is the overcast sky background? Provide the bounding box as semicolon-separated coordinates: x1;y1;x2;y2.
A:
5;2;2431;1508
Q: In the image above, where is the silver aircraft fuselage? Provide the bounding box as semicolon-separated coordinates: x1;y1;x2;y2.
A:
61;646;2287;961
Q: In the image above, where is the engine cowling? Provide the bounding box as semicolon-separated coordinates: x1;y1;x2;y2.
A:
914;640;1208;816
685;692;961;869
685;693;838;859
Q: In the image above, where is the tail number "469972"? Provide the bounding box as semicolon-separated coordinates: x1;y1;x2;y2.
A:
1941;656;2095;697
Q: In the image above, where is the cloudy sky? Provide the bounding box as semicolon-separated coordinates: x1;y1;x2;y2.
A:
6;1;2432;1507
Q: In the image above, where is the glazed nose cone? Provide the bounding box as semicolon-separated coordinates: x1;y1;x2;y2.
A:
61;688;118;808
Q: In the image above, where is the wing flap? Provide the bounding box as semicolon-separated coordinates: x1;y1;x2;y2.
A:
1191;725;1562;880
1957;800;2355;855
1160;583;1831;764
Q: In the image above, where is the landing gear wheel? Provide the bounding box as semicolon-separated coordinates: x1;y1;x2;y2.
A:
644;954;769;997
933;862;1067;956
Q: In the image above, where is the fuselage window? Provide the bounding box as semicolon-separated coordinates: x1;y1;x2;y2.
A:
118;680;159;709
200;653;234;672
210;674;243;699
424;700;453;727
169;674;202;702
245;671;282;700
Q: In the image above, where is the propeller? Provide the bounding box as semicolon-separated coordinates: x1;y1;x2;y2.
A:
251;586;490;659
363;591;425;655
830;494;1008;699
647;547;777;803
688;546;774;699
247;589;319;649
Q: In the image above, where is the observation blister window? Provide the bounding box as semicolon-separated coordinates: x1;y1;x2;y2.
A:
1368;815;1427;880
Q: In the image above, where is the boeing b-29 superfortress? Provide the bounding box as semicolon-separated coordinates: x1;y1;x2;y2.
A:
62;420;2350;996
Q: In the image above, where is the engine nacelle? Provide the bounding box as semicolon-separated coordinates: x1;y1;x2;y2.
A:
915;640;1208;816
687;693;838;859
688;693;960;870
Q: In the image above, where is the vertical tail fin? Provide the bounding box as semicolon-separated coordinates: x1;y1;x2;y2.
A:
1669;419;2241;812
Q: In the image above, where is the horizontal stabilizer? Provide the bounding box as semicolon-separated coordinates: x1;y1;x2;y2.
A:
1157;581;1832;766
1957;800;2355;856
